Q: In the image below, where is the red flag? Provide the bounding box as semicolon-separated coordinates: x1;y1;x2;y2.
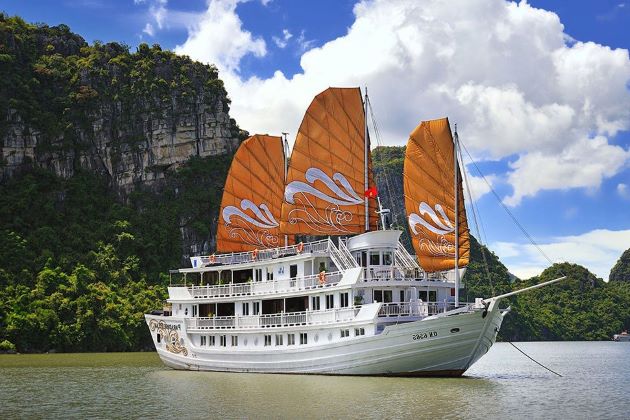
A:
364;186;378;198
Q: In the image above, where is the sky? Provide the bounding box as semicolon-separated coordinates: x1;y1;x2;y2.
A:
2;0;630;281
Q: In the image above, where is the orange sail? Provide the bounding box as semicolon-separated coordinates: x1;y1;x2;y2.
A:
403;118;469;272
280;87;378;235
217;134;292;252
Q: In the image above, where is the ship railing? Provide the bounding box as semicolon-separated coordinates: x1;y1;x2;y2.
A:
394;241;421;271
362;267;412;282
327;238;357;272
186;307;361;330
189;271;342;298
377;301;473;318
194;239;330;267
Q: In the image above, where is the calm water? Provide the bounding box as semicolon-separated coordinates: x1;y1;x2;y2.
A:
0;342;628;419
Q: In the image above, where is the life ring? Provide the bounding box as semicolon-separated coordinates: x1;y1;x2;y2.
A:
318;271;326;285
296;242;304;254
209;254;216;264
252;249;259;260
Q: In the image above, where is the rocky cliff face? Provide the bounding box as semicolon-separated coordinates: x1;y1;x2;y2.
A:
0;15;243;197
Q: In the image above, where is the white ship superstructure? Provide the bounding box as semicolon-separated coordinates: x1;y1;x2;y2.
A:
146;231;506;375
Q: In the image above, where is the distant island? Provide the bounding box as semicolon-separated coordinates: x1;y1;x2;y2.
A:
1;14;628;354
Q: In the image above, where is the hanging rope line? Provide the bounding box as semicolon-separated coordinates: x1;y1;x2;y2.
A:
508;341;563;377
458;140;557;268
457;142;495;296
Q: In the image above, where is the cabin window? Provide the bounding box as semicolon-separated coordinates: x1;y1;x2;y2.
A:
374;290;392;303
287;334;295;346
264;335;272;346
209;336;215;346
255;269;263;282
370;252;380;266
253;302;260;315
200;336;207;346
184;307;188;316
311;296;320;311
400;290;405;302
192;305;198;317
340;292;349;308
318;262;326;272
275;334;283;346
231;336;238;346
220;335;227;347
290;264;298;278
300;333;308;345
355;328;365;336
418;291;428;301
429;291;437;302
383;252;393;265
340;329;350;338
325;294;334;309
267;271;274;281
242;302;250;316
157;334;161;343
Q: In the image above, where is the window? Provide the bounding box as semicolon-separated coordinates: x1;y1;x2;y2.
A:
275;334;283;346
400;290;405;303
255;268;263;282
326;294;334;309
184;307;188;316
429;291;437;302
200;336;207;346
418;290;428;301
340;329;350;338
374;290;392;303
157;334;161;343
253;302;260;315
299;333;308;345
383;252;392;265
209;336;215;346
231;336;238;346
264;335;272;346
290;264;298;278
370;252;380;266
220;335;227;347
340;292;349;308
287;334;295;346
319;262;326;272
267;271;274;281
311;296;320;311
355;328;365;336
242;302;250;316
193;305;198;317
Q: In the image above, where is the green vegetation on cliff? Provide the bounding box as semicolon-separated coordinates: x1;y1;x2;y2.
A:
609;249;630;283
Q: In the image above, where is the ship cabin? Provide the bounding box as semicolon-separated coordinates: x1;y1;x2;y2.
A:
155;230;463;351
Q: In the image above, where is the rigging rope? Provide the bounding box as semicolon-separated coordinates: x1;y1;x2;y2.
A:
508;341;563;377
458;140;557;268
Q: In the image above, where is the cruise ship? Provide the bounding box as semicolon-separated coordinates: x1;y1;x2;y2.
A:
145;87;562;375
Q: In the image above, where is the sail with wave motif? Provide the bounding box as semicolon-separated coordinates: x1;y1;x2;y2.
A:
217;134;293;252
280;87;378;235
403;118;469;272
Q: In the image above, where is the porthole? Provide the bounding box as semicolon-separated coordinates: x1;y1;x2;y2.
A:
450;328;460;333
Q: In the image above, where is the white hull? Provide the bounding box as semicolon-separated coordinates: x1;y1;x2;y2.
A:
146;302;506;376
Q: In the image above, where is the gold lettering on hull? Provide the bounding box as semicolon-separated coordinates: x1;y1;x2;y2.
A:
149;319;188;356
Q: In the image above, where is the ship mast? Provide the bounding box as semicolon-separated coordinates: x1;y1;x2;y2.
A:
282;132;289;247
364;87;369;232
453;124;460;306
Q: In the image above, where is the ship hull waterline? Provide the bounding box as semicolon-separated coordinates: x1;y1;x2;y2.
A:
145;303;507;377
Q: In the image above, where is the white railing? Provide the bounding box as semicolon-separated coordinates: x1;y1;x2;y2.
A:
189;271;343;298
327;238;357;272
186;307;360;330
194;239;330;267
395;242;420;271
377;301;473;317
338;239;359;269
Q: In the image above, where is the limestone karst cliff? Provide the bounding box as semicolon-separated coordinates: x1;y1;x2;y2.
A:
0;14;244;195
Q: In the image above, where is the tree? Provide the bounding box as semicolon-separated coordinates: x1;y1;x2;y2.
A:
609;249;630;283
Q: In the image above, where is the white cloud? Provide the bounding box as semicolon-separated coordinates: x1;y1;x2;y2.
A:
172;0;630;205
492;228;630;281
273;29;292;49
175;0;266;73
504;136;630;206
142;22;155;37
618;183;630;199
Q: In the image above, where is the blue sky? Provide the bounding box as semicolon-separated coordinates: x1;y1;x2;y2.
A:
2;0;630;280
